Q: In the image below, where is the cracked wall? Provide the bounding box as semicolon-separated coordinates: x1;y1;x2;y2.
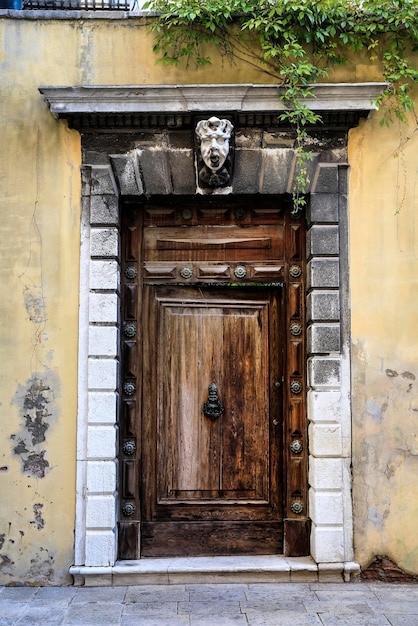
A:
349;93;418;575
0;13;418;582
0;18;81;584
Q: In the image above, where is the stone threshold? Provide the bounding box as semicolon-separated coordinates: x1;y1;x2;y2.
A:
70;556;360;586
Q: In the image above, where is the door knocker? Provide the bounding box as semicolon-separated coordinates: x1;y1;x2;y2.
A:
203;383;224;421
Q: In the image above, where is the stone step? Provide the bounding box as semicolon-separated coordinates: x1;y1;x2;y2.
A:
70;556;360;586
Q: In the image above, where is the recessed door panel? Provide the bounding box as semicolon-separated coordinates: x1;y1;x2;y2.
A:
119;198;309;559
141;286;283;556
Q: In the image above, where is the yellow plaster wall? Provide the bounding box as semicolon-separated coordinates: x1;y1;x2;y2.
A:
0;18;82;585
349;94;418;574
0;15;417;582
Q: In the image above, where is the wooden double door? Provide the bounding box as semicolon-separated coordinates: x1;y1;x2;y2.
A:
119;198;308;558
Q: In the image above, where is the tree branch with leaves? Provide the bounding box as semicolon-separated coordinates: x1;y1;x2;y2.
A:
144;0;418;209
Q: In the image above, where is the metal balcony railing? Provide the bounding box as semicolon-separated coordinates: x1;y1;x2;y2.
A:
21;0;132;9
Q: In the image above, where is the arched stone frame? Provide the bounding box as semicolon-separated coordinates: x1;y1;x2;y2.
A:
40;83;386;584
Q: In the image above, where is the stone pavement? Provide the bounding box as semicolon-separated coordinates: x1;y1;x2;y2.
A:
1;581;418;626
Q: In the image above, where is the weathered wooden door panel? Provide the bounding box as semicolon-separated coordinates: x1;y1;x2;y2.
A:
141;521;283;557
119;198;308;559
141;286;283;556
143;225;284;262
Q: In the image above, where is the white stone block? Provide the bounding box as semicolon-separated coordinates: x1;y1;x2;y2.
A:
311;525;345;563
308;323;340;354
309;457;343;490
307;290;340;322
318;562;344;582
308;357;341;389
86;495;117;528
90;166;116;196
87;425;117;460
88;358;118;391
309;490;344;525
309;423;342;457
91;228;119;258
307;390;341;423
90;260;119;290
87;460;117;494
307;225;339;256
85;530;116;567
90;194;119;226
88;392;118;424
89;326;119;358
89;293;119;323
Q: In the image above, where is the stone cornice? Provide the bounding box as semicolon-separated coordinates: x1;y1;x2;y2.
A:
39;83;388;118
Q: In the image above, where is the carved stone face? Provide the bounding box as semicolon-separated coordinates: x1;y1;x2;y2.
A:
196;117;233;173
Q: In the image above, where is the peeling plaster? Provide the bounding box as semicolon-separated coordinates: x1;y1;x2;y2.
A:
27;547;56;583
352;340;418;570
30;504;45;531
384;451;407;479
0;554;14;572
11;372;60;478
365;398;388;423
22;284;47;326
362;555;418;582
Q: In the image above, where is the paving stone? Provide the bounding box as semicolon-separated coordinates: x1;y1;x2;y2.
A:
245;610;322;625
383;616;418;626
62;602;122;625
191;615;247;625
16;604;66;625
247;583;310;592
370;586;418;601
240;594;315;613
188;588;246;602
0;589;38;602
123;601;178;616
245;587;316;602
72;586;126;603
319;613;392;625
21;599;71;610
34;587;77;601
125;585;188;603
0;602;27;626
369;601;418;614
313;589;378;601
178;601;241;615
304;601;375;614
2;582;418;626
309;582;367;590
186;583;247;594
121;616;190;626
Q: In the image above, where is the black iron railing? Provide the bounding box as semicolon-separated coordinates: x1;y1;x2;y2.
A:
21;0;132;9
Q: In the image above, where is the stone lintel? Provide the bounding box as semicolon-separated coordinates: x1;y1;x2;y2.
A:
39;83;388;118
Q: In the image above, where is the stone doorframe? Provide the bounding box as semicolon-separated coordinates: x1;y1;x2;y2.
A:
41;83;386;583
